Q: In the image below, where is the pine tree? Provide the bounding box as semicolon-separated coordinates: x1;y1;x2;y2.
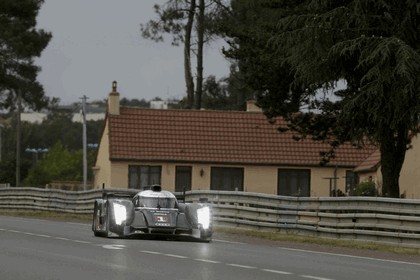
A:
221;0;420;197
0;0;52;110
141;0;223;109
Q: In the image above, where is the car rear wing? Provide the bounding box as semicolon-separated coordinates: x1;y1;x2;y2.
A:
101;184;138;200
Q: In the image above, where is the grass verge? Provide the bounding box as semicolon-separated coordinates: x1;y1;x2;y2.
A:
215;227;420;256
0;210;91;223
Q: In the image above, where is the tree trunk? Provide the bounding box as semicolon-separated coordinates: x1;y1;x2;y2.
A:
184;0;196;109
379;125;409;198
194;0;205;109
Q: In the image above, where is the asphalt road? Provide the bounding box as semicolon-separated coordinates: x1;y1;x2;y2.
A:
1;216;419;280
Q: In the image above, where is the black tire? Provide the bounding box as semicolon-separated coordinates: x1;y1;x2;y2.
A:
92;203;101;236
200;229;212;242
104;202;110;237
92;202;108;237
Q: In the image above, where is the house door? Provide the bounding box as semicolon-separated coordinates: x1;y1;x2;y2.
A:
175;166;192;192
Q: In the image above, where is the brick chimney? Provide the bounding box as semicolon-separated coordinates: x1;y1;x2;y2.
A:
108;81;120;115
246;100;261;112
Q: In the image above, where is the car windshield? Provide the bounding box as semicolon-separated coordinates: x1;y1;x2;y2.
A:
138;197;176;209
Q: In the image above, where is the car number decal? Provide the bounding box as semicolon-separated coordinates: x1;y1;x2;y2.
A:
154;215;168;222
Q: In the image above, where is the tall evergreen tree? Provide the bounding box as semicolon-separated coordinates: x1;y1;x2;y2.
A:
0;0;52;110
217;0;304;114
201;64;254;110
220;0;420;197
1;0;51;187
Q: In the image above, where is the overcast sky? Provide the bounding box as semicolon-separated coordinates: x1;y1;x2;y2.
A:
35;0;230;105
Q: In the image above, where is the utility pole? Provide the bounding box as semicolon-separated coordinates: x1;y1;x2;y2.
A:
81;95;88;190
0;123;3;162
16;90;22;187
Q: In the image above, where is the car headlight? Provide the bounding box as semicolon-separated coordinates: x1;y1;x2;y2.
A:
197;206;211;230
113;203;127;226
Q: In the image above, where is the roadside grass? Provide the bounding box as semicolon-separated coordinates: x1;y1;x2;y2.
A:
215;227;420;256
2;211;419;256
0;210;91;223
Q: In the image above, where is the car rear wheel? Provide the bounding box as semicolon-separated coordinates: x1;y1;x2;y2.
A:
92;202;109;237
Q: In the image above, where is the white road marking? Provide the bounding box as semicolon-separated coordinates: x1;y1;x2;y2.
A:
36;234;52;238
262;268;293;275
301;275;334;280
0;228;96;246
227;263;256;269
213;239;245;245
195;258;221;264
54;237;70;241
141;250;162;255
101;244;126;250
66;222;90;226
164;254;189;259
72;240;91;244
278;247;420;266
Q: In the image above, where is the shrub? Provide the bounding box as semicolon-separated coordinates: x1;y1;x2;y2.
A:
353;181;377;196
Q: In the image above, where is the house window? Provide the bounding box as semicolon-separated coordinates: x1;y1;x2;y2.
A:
210;167;244;191
345;170;358;194
175;166;192;192
278;169;310;197
128;165;161;189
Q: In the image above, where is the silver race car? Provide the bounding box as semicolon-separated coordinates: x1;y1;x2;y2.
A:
92;185;212;242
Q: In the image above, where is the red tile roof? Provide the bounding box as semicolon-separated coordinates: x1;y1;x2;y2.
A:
107;108;377;167
353;149;381;172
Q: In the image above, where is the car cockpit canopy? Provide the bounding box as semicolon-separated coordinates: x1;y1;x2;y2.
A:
133;185;178;209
